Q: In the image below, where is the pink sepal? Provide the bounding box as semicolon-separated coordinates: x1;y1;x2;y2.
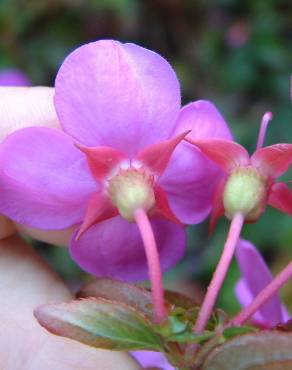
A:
136;131;190;176
76;192;118;240
251;144;292;179
267;182;292;216
76;144;126;181
153;185;182;225
185;138;249;173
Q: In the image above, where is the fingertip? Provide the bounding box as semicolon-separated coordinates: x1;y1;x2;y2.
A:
15;223;77;247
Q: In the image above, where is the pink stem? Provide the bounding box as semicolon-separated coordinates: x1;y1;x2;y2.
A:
134;208;167;323
256;112;273;150
194;213;244;333
229;261;292;327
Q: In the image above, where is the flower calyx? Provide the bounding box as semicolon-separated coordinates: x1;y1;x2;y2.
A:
108;167;156;222
185;137;292;231
75;131;190;238
223;166;268;221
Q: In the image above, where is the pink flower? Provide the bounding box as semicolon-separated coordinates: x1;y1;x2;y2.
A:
0;69;30;86
186;116;292;233
0;40;231;281
235;239;290;327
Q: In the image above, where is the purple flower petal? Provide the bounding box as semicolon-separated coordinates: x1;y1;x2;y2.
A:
235;279;265;324
0;127;96;229
131;350;174;370
235;239;288;326
173;101;233;142
159;101;232;224
54;40;180;157
0;69;30;86
70;215;185;281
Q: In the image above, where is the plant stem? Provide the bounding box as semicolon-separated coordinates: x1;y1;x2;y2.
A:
256;112;272;150
229;261;292;327
194;213;244;333
134;208;167;323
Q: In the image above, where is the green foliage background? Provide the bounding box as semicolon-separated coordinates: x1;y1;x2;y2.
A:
1;0;291;316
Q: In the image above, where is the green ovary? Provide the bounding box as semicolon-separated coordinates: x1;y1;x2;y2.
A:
108;168;156;222
223;167;268;221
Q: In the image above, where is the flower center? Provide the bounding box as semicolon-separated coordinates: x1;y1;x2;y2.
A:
107;166;156;222
223;166;268;221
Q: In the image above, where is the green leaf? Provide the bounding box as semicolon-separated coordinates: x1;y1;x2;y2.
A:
34;297;163;351
202;331;292;370
168;331;213;344
78;278;154;318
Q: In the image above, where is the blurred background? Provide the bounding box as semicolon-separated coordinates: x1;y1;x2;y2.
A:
1;0;291;315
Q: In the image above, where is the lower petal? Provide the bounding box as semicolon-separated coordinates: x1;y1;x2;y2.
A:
70;216;186;282
0;127;96;229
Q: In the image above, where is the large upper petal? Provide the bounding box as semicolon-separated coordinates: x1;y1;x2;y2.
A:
172;101;233;141
54;40;181;157
0;127;96;229
70;216;185;282
235;239;288;326
159;101;232;224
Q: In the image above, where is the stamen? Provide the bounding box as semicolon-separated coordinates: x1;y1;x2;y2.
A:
229;261;292;327
256;112;273;150
134;208;167;323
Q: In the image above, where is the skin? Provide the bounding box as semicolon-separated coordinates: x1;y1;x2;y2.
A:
0;87;140;370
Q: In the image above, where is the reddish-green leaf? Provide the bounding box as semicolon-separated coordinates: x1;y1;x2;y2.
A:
202;331;292;369
34;297;162;351
78;278;153;318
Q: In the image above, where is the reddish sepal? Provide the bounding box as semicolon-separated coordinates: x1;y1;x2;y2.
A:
76;192;118;240
185;138;250;173
267;182;292;216
153;185;182;225
251;144;292;179
76;144;126;181
136;130;191;176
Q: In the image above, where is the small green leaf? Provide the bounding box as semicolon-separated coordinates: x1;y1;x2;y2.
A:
34;297;163;351
202;331;292;370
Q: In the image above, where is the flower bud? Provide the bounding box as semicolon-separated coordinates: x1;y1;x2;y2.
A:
108;168;156;221
223;167;268;221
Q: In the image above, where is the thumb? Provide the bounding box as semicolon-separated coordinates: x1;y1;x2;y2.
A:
0;86;74;246
0;235;140;370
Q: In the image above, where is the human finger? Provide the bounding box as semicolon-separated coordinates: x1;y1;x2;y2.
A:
0;235;139;370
